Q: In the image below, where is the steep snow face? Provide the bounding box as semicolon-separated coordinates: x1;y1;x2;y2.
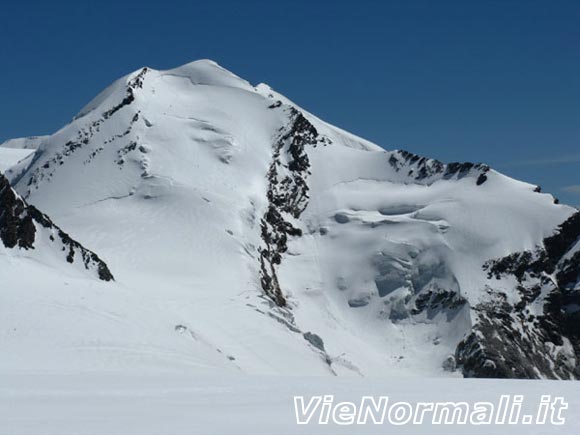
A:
1;59;578;378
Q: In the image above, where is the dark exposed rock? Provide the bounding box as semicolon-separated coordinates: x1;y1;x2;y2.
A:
388;149;490;186
303;332;325;352
411;289;467;318
442;355;456;372
484;212;580;281
0;173;114;281
457;212;580;379
116;141;138;165
258;108;323;306
476;173;488;186
1;174;36;249
558;251;580;289
103;68;148;119
456;291;578;379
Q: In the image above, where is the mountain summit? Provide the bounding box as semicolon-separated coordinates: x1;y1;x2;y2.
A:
1;60;579;378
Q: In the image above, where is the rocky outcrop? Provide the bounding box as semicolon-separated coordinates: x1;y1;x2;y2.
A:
103;67;147;119
0;173;114;281
388;149;490;185
258;108;322;306
456;212;580;379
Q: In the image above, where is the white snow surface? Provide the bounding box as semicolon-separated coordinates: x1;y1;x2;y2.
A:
1;59;577;379
0;373;578;434
0;148;34;174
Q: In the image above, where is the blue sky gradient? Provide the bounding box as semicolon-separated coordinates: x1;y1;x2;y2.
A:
1;0;578;205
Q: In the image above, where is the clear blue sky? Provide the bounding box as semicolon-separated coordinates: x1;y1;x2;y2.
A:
2;0;579;205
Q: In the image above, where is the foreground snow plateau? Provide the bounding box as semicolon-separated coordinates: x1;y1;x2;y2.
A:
1;373;579;434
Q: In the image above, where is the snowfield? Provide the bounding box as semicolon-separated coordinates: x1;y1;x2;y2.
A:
1;59;579;433
1;373;579;434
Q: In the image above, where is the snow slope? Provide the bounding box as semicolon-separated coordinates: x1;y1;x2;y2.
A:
1;59;579;379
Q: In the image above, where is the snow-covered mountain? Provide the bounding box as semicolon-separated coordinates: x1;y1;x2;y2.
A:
1;60;578;378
